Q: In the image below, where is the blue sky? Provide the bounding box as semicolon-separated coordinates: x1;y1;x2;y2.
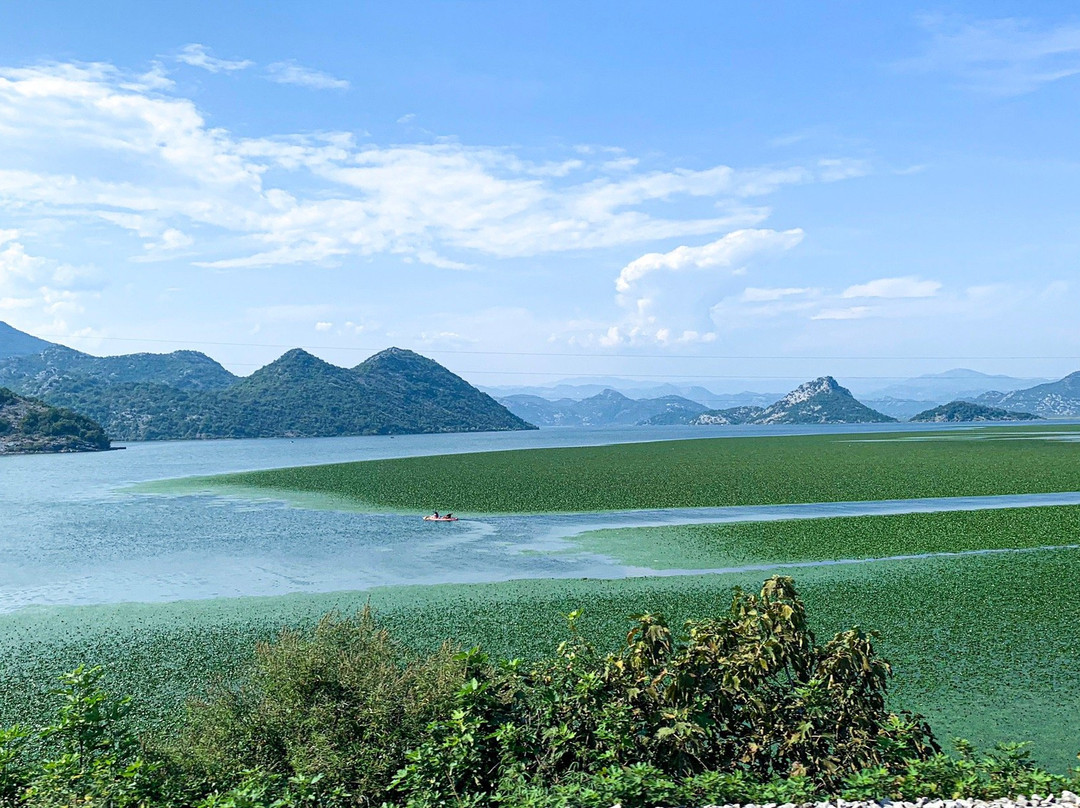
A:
1;1;1079;390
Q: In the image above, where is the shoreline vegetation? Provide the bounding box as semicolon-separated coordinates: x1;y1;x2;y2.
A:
1;577;1077;807
186;426;1080;514
2;545;1079;773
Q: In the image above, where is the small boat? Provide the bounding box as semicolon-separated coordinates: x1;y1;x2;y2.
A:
422;515;459;522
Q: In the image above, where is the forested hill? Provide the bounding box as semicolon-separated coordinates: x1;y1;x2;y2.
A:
0;345;238;393
910;401;1041;422
0;387;110;454
0;342;534;441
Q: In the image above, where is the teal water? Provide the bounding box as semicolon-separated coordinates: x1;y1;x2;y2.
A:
3;422;1077;612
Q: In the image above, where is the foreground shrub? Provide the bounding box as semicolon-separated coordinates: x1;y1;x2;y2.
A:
173;607;467;806
842;740;1079;802
504;576;939;789
2;666;158;808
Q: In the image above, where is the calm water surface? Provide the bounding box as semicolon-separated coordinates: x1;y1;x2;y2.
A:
2;423;1076;612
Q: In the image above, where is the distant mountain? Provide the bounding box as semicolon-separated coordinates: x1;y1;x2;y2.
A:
910;401;1041;423
0;321;55;360
862;396;941;421
754;377;896;425
974;371;1080;417
0;387;110;454
645;404;764;426
866;368;1051;404
483;381;783;409
498;389;707;426
691;405;766;425
641;378;894;426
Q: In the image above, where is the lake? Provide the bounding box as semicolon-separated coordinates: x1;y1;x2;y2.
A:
3;422;1076;612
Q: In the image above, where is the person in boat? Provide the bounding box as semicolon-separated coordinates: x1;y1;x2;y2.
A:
445;513;452;519
432;511;439;518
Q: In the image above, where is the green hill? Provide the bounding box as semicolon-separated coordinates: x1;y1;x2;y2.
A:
0;339;534;440
909;400;1041;422
0;387;110;454
0;345;237;394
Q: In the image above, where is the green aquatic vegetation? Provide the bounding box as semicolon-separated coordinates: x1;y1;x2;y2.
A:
1;547;1080;772
186;425;1080;514
571;505;1080;569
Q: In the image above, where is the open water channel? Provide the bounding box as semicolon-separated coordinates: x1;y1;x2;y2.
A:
4;423;1079;613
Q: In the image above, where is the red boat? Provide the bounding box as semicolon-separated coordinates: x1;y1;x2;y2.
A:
422;515;459;522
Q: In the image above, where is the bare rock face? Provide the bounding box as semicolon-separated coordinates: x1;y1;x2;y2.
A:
752;377;896;425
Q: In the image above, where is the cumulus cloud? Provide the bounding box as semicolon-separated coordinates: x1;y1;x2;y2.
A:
0;231;97;329
581;230;807;348
266;61;350;90
616;229;805;294
841;276;942;299
903;15;1080;95
176;44;253;73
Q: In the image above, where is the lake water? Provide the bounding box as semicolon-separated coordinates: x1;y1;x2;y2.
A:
3;422;1078;612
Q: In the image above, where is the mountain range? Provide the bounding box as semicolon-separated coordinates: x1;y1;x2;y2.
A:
0;387;111;454
864;368;1052;403
4;320;1080;439
500;377;896;426
485;381;783;410
496;389;708;427
973;371;1080;417
0;323;532;440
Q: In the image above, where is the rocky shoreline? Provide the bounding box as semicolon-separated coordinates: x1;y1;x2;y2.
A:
0;386;111;454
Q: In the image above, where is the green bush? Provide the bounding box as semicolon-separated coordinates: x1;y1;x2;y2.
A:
504;577;938;789
6;666;158;808
173;607;467;806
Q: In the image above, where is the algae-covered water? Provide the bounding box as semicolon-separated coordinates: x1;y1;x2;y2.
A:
4;424;1080;611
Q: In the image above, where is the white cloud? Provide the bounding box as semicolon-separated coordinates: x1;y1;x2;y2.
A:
817;158;870;182
812;305;874;321
581;230;807;348
0;58;870;287
616;229;804;294
176;44;253;73
0;232;97;327
314;321;333;332
904;16;1080;95
841;276;942;299
742;286;814;302
266;62;350;90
